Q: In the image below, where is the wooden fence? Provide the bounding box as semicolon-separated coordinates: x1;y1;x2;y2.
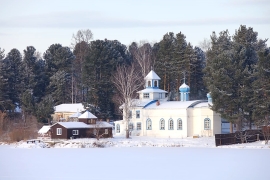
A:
215;130;264;147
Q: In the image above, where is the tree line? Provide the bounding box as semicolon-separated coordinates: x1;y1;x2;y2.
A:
0;25;269;132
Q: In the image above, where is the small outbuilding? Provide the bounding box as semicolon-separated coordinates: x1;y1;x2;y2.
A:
38;125;51;137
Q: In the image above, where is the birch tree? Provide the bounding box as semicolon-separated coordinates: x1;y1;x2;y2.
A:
112;64;143;138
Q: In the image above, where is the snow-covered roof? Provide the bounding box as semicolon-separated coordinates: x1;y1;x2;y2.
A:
78;111;97;119
137;88;167;93
88;121;114;128
52;122;90;129
69;112;82;118
38;126;51;134
145;100;208;109
193;102;209;108
132;99;154;107
144;70;161;80
51;121;113;129
119;99;157;109
54;103;85;113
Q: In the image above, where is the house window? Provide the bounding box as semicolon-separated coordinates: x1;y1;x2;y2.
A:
129;123;133;130
56;128;62;135
116;124;120;133
136;110;140;118
143;93;149;99
137;122;141;130
147;81;151;87
159;93;162;99
94;129;97;135
160;119;165;130
177;119;182;130
169;119;174;130
105;129;108;134
146;119;152;130
204;118;211;130
72;130;79;135
154;80;158;87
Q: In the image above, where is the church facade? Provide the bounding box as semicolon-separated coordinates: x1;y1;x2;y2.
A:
114;70;221;138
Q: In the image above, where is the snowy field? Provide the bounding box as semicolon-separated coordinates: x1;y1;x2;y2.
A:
0;137;270;180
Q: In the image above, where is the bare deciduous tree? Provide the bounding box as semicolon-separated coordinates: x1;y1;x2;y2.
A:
130;41;153;84
112;64;143;138
198;38;211;52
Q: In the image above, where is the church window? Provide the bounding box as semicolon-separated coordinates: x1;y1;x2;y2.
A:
116;124;120;133
154;80;158;87
136;110;140;118
147;81;151;87
177;119;182;130
137;122;141;130
146;119;152;130
128;110;132;118
129;123;133;130
204;118;211;130
143;93;149;99
160;119;165;130
168;119;174;130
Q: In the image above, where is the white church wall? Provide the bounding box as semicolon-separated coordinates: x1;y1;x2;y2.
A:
212;112;222;135
187;109;194;137
141;108;188;138
191;107;221;137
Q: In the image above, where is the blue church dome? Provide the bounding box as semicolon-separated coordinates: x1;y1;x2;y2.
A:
179;83;190;92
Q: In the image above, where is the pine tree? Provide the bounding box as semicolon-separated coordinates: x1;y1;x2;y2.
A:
1;49;23;111
44;44;75;105
83;39;130;119
252;48;270;127
204;26;268;131
155;32;175;92
0;48;11;111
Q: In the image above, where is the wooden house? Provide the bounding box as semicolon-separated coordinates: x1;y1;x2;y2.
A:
52;103;85;122
50;120;113;139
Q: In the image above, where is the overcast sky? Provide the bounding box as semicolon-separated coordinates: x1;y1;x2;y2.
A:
0;0;269;54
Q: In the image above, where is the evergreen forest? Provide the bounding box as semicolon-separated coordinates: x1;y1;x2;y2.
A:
0;25;269;134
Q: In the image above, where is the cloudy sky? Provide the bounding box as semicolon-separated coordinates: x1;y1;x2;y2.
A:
0;0;269;54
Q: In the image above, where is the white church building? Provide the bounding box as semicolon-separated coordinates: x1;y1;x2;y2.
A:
114;70;221;138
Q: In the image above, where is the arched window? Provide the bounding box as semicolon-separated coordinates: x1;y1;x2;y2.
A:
177;119;182;130
204;118;211;130
160;119;165;130
148;81;151;87
154;80;158;87
168;119;174;130
116;124;120;133
146;119;152;130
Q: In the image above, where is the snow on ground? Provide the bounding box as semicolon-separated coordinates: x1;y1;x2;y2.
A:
0;144;269;180
4;136;270;149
